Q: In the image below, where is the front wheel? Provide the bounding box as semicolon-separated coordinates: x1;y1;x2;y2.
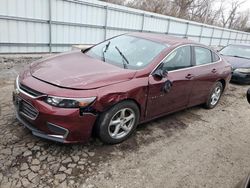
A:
204;82;223;109
96;101;140;144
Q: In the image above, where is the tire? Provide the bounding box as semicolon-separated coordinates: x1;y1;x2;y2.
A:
96;101;140;144
204;82;223;109
247;88;250;104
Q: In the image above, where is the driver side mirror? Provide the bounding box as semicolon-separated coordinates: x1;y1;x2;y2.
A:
153;68;168;79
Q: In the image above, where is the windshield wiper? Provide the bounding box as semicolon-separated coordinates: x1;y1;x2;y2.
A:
102;41;110;62
222;54;250;60
115;46;129;69
232;55;250;60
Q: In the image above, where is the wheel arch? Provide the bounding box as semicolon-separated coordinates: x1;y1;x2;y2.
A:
92;97;142;138
217;79;226;91
120;98;141;115
100;98;141;117
91;97;143;136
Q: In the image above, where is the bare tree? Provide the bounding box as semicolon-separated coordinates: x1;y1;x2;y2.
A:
221;0;245;28
189;0;212;22
173;0;194;18
127;0;170;15
100;0;250;31
99;0;125;5
232;10;250;30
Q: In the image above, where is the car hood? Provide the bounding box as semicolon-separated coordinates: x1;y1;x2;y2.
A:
30;51;136;90
223;55;250;69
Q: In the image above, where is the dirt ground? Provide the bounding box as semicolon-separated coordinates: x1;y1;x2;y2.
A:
0;55;250;188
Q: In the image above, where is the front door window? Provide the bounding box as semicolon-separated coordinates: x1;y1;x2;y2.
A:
162;46;192;71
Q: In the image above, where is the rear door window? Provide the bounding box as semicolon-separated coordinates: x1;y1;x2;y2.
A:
194;46;212;65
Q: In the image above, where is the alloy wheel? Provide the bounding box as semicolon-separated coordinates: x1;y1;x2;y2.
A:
210;86;222;106
108;108;135;139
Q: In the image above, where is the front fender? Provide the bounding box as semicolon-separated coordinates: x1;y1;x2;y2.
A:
98;92;129;111
93;78;149;121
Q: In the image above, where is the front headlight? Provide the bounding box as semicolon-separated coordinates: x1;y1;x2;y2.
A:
235;68;250;74
45;96;96;108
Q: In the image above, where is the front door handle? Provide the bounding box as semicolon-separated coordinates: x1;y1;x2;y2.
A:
185;74;195;79
211;68;217;73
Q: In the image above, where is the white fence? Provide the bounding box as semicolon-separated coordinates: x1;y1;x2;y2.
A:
0;0;250;53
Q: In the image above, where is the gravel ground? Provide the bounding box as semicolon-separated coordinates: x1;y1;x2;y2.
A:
0;55;250;188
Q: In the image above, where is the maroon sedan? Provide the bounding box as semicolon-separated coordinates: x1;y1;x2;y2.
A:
13;33;232;144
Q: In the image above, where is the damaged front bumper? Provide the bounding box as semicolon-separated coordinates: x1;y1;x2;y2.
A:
13;89;97;143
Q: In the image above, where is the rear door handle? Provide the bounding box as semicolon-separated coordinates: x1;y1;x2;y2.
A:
185;74;195;79
212;68;217;73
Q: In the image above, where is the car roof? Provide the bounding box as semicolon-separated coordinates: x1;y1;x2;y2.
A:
128;32;197;46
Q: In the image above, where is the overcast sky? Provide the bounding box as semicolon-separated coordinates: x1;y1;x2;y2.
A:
239;0;250;11
215;0;250;12
212;0;249;23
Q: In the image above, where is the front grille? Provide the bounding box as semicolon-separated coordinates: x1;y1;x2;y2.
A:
19;83;44;97
19;100;38;120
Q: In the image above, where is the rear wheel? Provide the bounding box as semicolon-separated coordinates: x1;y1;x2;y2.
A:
204;82;223;109
96;101;139;144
